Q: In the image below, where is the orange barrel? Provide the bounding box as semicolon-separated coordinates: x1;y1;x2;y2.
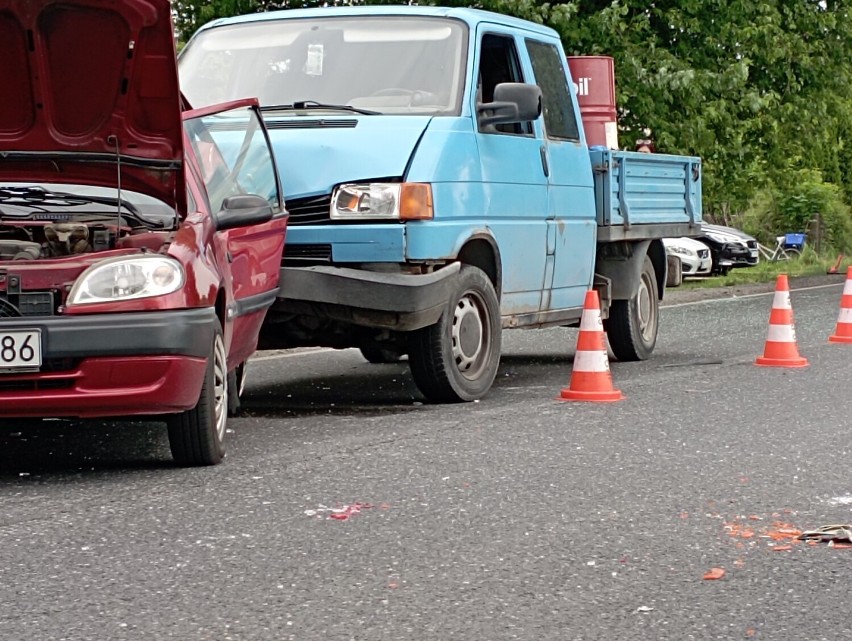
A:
566;56;618;149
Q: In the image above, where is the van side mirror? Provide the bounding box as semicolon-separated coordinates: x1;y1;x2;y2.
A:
216;194;274;231
476;82;542;127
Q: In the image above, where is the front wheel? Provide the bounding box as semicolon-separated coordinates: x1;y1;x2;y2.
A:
604;255;659;361
407;265;501;403
167;321;228;466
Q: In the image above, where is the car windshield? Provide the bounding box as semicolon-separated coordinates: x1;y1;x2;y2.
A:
0;183;177;229
179;16;467;115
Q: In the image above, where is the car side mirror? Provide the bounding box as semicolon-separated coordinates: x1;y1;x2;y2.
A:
216;194;274;231
476;82;542;127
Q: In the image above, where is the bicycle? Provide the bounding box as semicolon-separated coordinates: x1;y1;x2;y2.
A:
757;233;806;262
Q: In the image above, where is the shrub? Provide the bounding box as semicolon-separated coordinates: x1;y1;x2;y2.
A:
740;170;852;254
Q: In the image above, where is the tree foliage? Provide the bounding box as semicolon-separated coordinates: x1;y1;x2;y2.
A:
173;0;852;227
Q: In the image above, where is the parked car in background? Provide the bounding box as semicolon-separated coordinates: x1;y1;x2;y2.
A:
663;237;712;279
0;0;288;466
699;224;759;275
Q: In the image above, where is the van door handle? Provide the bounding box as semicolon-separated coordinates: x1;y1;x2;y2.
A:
539;146;549;177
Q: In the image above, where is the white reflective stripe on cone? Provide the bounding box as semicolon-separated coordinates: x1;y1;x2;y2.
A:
844;280;852;295
772;290;792;309
573;349;610;372
766;324;796;343
837;308;852;323
579;310;603;331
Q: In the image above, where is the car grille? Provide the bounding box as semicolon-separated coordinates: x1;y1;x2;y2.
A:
0;292;56;317
0;378;74;392
285;194;332;226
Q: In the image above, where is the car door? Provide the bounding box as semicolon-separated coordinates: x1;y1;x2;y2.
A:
472;27;549;315
524;38;598;313
183;102;288;365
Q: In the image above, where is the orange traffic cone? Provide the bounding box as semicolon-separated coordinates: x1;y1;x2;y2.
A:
755;274;809;368
559;290;624;402
829;266;852;344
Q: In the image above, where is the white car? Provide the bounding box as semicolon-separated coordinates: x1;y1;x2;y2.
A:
663;237;713;278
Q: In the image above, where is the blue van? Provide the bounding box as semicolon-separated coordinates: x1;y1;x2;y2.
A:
180;6;702;402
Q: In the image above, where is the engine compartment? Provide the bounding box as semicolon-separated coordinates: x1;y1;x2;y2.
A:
0;221;126;260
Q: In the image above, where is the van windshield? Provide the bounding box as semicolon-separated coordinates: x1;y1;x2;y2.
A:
179;17;467;116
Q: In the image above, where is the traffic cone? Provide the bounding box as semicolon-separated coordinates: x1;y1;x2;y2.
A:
755;274;809;368
829;266;852;344
559;289;624;402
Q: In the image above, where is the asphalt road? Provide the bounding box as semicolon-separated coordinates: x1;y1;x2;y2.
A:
1;280;851;641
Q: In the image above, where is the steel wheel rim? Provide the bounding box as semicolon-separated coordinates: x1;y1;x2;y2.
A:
213;335;228;442
451;290;491;380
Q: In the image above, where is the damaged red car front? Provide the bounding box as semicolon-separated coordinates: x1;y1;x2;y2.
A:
0;0;288;465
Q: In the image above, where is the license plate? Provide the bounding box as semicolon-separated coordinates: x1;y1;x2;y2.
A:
0;329;42;370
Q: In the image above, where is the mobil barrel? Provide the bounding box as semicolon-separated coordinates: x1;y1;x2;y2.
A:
566;56;618;149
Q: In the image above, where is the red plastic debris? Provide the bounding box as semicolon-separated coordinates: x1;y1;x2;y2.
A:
703;567;726;580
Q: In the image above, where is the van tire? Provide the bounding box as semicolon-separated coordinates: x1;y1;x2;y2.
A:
605;256;659;361
407;265;501;402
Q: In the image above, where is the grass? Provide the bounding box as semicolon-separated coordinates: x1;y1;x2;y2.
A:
681;249;845;289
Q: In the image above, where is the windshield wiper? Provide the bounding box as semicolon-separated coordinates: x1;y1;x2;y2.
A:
261;100;379;116
0;186;168;228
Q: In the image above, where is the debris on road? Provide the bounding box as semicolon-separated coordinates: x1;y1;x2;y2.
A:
703;567;726;580
304;502;378;521
796;524;852;547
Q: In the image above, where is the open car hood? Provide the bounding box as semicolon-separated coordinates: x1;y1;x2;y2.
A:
0;0;184;212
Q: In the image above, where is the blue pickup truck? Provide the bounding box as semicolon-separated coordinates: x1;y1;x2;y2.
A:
179;6;702;402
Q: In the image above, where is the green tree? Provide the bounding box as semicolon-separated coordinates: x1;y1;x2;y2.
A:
174;0;852;224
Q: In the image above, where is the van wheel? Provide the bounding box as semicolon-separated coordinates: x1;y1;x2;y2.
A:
605;256;658;361
167;322;228;466
407;265;501;402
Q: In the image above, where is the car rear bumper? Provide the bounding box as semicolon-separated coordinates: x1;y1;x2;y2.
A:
0;308;215;418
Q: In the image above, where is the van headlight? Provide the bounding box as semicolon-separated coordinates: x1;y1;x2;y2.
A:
68;256;185;305
331;183;433;220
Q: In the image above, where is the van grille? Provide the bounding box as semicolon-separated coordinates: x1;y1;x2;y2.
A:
285;194;333;225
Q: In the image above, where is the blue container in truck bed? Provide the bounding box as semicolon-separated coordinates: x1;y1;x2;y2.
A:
179;5;703;403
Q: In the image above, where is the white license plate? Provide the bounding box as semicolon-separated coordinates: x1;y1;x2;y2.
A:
0;329;42;370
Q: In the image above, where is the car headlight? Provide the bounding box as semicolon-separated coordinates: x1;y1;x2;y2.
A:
331;182;433;220
68;255;185;305
667;245;694;257
704;232;729;244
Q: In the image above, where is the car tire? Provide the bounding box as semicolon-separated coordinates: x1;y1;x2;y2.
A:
359;346;404;364
605;255;659;361
167;321;228;466
666;255;683;288
407;265;501;403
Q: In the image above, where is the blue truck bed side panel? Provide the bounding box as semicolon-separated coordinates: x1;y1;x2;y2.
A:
592;150;702;228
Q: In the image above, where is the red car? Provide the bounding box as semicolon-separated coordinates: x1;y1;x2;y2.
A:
0;0;288;465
